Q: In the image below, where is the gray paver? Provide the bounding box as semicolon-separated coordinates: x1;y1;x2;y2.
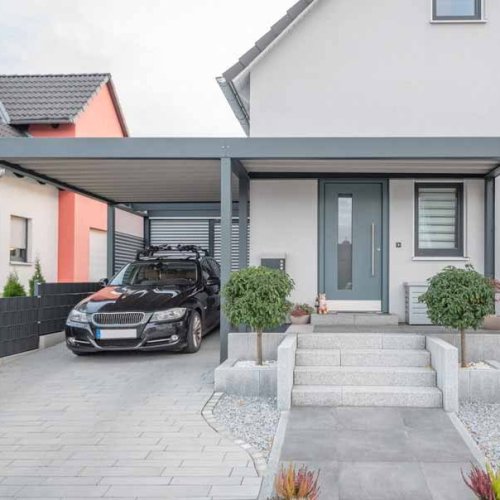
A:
0;332;261;499
279;407;478;500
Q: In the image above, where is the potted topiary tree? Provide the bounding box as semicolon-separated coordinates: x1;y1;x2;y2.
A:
223;266;294;366
419;265;494;368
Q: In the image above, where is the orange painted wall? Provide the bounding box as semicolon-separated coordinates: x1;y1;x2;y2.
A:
29;83;126;282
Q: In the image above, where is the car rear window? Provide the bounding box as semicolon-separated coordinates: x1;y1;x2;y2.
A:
111;260;198;286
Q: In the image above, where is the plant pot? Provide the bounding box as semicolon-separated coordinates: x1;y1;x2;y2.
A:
482;314;500;330
290;314;310;325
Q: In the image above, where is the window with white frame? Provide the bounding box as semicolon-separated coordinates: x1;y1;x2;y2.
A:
10;216;29;263
432;0;482;21
415;184;464;257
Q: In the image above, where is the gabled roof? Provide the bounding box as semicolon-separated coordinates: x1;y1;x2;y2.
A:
0;100;26;137
0;73;128;135
217;0;318;135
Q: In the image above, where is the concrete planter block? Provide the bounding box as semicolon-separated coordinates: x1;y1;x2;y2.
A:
227;332;287;361
459;364;500;403
426;337;459;412
277;333;297;410
214;359;277;398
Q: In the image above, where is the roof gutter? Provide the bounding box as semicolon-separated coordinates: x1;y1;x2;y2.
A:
216;77;250;136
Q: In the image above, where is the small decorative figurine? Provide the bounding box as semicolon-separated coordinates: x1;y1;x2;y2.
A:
317;293;328;315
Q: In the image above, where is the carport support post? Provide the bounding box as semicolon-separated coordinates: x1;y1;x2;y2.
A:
485;176;495;278
220;158;233;362
238;174;249;270
107;205;116;278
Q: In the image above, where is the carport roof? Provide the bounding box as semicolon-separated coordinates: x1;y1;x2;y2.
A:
0;137;499;204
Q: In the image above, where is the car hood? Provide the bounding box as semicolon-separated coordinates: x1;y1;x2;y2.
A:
79;285;196;314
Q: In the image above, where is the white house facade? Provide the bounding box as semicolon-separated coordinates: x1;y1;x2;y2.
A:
219;0;496;320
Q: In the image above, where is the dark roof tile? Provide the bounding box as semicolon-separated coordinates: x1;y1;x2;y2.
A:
0;73;110;124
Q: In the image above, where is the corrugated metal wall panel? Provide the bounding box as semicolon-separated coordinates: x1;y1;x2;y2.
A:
150;220;210;249
115;232;145;273
149;218;248;271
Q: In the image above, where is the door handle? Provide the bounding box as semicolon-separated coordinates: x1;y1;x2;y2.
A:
371;223;375;277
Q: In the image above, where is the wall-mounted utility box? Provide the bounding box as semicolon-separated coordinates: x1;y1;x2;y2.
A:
261;255;286;272
405;283;432;325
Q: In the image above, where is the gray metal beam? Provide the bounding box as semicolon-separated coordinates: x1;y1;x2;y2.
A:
238;175;249;270
231;159;249;180
486;164;500;178
107;205;116;278
1;137;500;160
220;158;233;362
485;177;495;278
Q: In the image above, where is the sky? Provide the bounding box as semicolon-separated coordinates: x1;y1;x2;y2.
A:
0;0;294;137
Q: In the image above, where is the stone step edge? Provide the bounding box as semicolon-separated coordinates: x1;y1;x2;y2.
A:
294;365;436;373
293;385;442;393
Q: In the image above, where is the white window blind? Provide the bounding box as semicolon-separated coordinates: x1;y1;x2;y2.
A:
10;216;27;250
416;186;461;254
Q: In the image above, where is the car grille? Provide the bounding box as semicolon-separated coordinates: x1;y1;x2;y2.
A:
97;339;142;348
92;312;145;327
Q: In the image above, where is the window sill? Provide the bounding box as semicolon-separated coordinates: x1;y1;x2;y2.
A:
412;256;470;262
430;19;487;24
9;261;33;267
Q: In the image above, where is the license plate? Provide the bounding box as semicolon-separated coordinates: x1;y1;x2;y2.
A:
96;329;137;340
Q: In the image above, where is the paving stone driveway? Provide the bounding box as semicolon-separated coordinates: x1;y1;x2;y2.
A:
0;332;261;499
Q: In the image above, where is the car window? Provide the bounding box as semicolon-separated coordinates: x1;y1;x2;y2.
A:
111;260;198;286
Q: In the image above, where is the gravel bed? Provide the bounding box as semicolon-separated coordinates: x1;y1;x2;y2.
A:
213;394;280;459
458;401;500;468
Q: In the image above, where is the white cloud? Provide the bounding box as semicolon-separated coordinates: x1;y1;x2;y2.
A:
0;0;294;136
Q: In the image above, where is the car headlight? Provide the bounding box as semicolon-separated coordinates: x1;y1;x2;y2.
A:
68;309;89;324
151;308;187;322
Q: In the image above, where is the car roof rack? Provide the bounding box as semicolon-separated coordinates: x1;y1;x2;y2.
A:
136;244;210;261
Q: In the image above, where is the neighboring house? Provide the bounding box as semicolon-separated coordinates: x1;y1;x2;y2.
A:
216;0;496;320
0;74;142;290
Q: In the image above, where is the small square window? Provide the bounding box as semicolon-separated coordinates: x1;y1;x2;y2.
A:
415;184;464;257
10;216;29;263
433;0;482;20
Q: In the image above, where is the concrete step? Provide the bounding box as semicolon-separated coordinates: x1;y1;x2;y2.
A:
294;366;436;387
298;333;425;351
341;349;431;367
296;349;340;366
311;313;399;326
292;385;442;408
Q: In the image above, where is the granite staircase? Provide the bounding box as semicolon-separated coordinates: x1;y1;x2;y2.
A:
292;333;442;408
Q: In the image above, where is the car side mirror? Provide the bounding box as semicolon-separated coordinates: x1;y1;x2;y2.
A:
99;278;109;288
206;277;220;287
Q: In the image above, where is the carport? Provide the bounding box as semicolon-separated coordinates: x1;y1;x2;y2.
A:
1;136;500;361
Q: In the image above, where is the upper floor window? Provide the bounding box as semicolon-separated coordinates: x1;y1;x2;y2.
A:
10;216;29;263
415;184;464;257
433;0;482;21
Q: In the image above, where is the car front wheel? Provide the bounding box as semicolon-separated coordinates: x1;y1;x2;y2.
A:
184;311;202;353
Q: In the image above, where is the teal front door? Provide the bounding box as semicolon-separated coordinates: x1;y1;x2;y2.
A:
323;182;383;311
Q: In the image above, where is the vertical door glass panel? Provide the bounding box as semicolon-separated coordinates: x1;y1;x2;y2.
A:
337;195;353;290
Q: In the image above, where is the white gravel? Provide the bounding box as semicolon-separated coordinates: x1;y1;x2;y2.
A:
458;401;500;468
213;394;280;459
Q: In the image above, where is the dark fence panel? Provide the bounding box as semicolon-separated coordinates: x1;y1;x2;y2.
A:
37;282;101;336
0;282;100;358
0;297;40;358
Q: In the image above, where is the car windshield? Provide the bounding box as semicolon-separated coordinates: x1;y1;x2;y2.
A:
110;260;198;286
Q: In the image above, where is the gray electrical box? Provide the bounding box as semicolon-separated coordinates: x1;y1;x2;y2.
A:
261;257;286;272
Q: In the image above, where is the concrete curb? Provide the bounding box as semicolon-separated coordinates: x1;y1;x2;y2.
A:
448;412;486;468
201;392;268;478
258;410;289;500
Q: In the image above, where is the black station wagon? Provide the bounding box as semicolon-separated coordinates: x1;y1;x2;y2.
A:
65;245;220;355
